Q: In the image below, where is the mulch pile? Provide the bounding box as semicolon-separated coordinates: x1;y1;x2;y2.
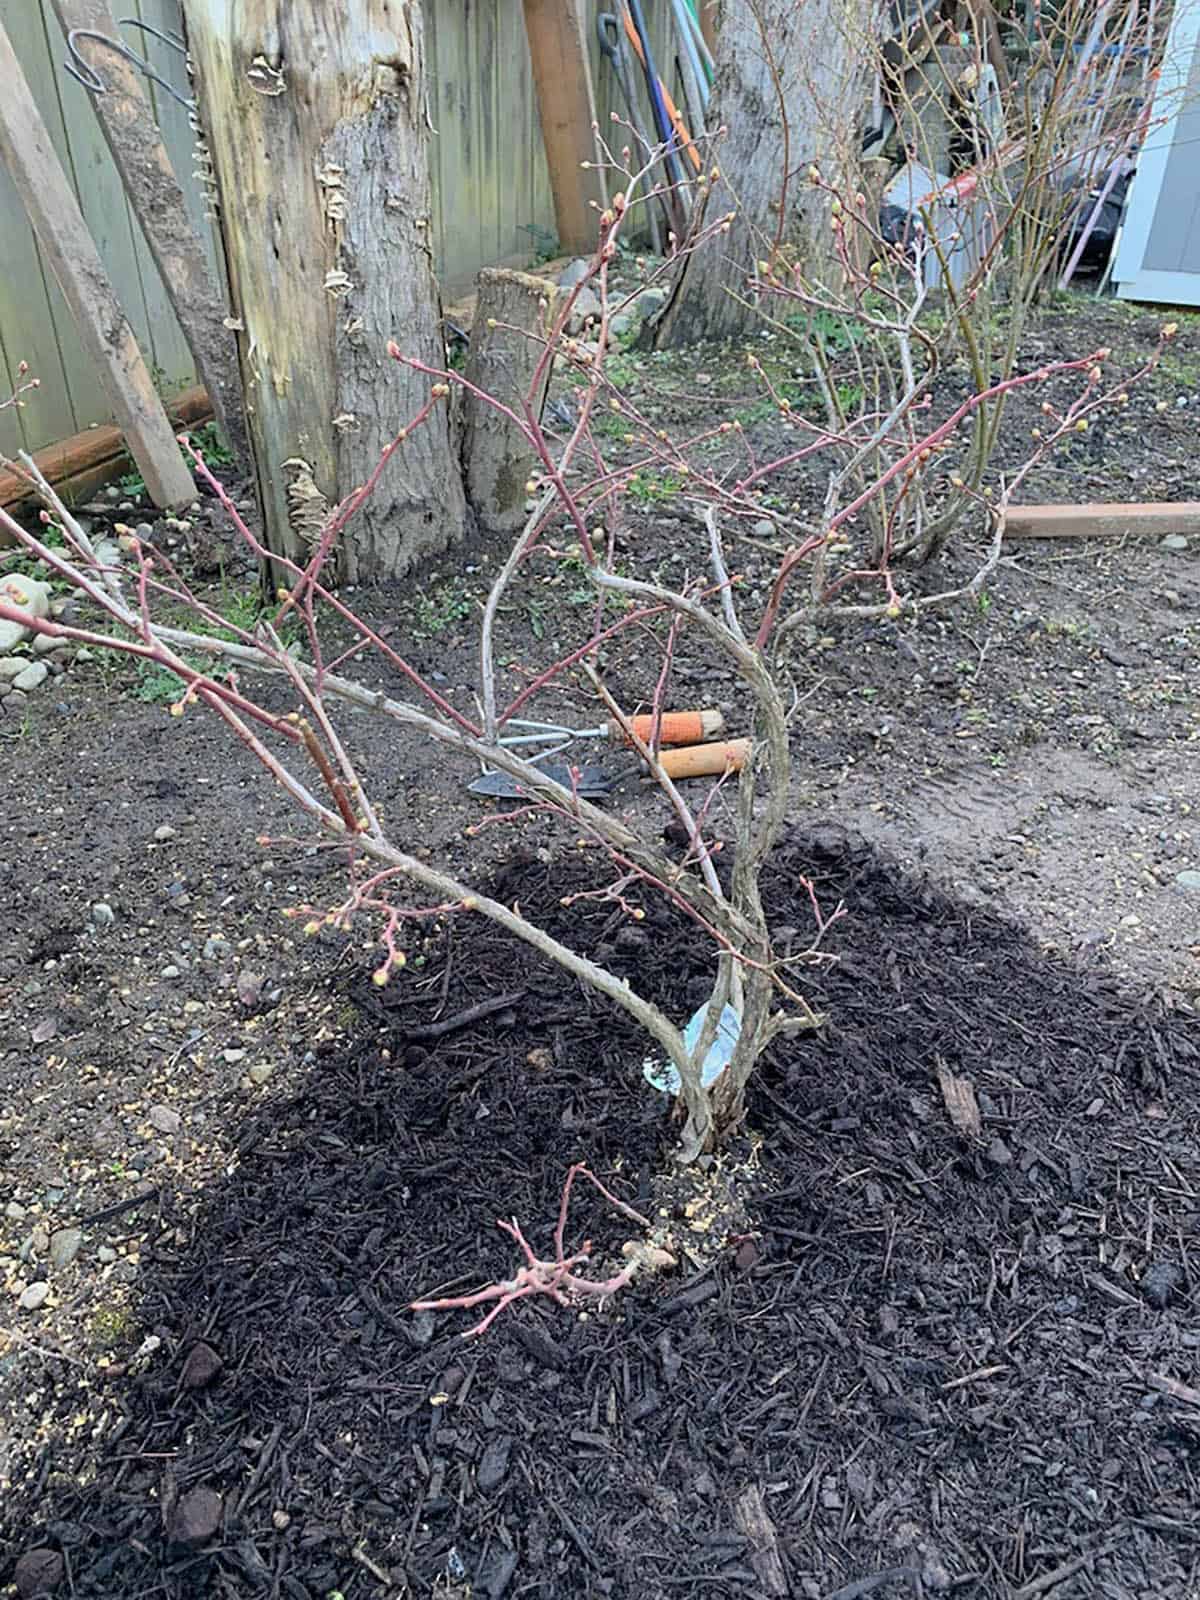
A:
5;829;1199;1600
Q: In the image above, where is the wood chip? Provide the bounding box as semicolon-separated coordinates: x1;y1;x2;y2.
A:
935;1058;981;1139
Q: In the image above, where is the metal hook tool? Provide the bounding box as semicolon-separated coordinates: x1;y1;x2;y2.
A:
64;20;194;111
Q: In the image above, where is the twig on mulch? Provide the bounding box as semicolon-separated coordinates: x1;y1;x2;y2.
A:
824;1568;921;1600
400;989;526;1042
411;1162;671;1337
1148;1372;1200;1408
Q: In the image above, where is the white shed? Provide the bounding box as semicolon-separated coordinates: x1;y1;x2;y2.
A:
1112;0;1200;304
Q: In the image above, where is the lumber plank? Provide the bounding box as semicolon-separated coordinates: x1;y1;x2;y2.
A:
521;0;607;254
1005;503;1200;540
0;16;194;509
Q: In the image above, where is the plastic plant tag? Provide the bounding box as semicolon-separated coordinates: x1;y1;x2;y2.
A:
643;1002;742;1095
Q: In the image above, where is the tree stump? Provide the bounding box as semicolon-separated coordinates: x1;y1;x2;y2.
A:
460;269;557;536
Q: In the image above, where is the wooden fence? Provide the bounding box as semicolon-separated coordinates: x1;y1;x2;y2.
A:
0;1;682;462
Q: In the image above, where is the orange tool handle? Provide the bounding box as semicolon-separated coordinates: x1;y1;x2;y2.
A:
611;709;725;746
658;739;751;780
620;9;704;173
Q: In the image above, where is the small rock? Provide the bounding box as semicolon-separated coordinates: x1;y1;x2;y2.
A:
734;1237;761;1272
203;935;231;961
168;1485;223;1548
237;970;264;1007
149;1104;182;1134
986;1136;1013;1167
476;1434;514;1493
90;902;116;927
5;1200;26;1221
18;1281;50;1311
12;661;48;693
32;633;66;656
160;964;181;980
247;1063;273;1086
14;1547;64;1598
48;1228;82;1269
1160;534;1189;552
753;519;776;539
1142;1261;1183;1309
134;522;155;540
222;1048;246;1064
1174;870;1200;891
181;1341;224;1390
154;824;177;842
97;1246;117;1264
0;658;27;680
93;540;122;567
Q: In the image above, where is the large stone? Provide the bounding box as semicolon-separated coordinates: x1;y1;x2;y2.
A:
0;658;28;680
1175;870;1200;891
556;258;589;289
33;633;66;656
1;573;54;650
12;661;48;693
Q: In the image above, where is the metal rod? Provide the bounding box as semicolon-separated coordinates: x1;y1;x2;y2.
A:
64;25;193;111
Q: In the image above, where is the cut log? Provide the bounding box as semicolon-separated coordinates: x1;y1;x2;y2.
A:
461;269;557;536
47;0;251;472
183;1;465;580
1005;503;1200;540
0;17;194;509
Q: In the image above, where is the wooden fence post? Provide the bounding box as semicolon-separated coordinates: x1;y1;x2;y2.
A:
48;0;252;469
522;0;607;256
0;16;194;508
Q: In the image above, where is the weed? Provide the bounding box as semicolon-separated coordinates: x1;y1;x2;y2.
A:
410;577;474;640
90;1304;134;1349
626;470;683;505
187;420;235;469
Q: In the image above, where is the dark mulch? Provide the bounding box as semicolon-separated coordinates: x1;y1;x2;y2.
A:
4;831;1199;1600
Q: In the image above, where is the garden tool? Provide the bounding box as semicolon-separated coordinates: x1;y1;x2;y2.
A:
495;707;725;761
467;733;751;799
596;11;666;254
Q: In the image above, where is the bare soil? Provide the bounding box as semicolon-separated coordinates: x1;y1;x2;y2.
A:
0;292;1198;1599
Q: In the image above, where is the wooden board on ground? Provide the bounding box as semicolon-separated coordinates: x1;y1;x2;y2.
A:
1005;503;1200;540
0;385;210;517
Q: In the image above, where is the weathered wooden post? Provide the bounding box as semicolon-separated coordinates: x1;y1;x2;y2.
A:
521;0;607;256
182;0;465;579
